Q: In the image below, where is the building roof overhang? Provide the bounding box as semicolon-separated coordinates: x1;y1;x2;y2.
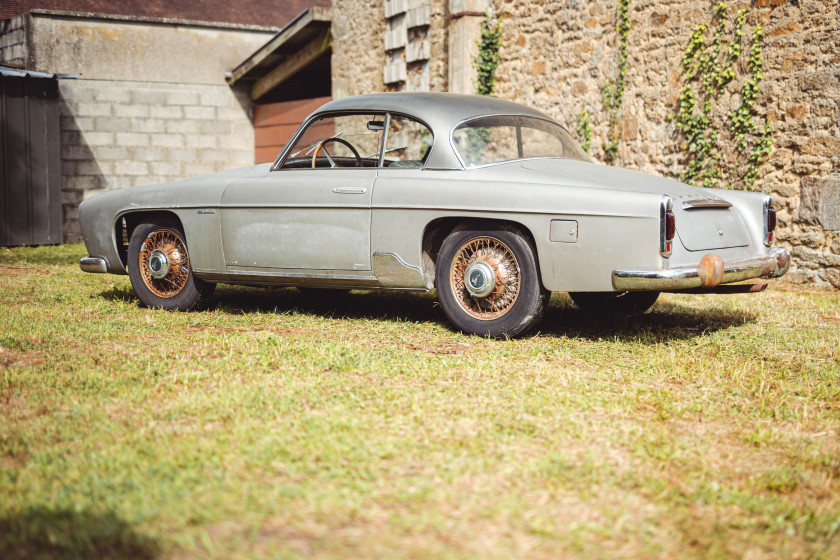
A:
0;64;78;79
226;6;331;101
21;9;279;33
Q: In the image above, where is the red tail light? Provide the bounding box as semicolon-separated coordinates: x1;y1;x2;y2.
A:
665;211;676;241
660;197;675;257
764;197;776;246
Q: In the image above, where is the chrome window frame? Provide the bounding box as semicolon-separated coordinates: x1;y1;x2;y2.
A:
271;110;434;172
380;112;436;169
448;114;591;169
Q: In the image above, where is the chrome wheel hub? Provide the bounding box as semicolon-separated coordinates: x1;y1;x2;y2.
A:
450;236;521;320
464;261;495;298
138;229;190;298
148;249;170;279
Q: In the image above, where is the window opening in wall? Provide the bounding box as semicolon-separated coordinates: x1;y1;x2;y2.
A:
384;0;431;91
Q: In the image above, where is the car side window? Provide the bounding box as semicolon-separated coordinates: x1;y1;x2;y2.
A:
279;113;384;169
452;115;591;167
382;115;433;169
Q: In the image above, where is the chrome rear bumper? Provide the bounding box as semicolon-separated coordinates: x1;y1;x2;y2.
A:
613;247;790;292
80;256;109;273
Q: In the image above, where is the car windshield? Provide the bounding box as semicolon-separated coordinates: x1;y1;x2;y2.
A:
452;115;592;167
280;113;384;169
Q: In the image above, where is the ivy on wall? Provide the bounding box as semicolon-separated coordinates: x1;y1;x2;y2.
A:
600;0;632;165
674;3;772;190
577;108;593;154
475;12;503;96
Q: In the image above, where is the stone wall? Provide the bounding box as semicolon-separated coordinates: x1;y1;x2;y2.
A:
6;2;838;285
447;0;489;94
331;0;452;96
330;0;840;288
59;80;254;240
428;0;449;92
491;0;840;287
331;0;387;99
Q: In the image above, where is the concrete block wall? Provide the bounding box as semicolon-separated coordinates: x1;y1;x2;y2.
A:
59;80;254;241
0;10;275;243
0;15;26;67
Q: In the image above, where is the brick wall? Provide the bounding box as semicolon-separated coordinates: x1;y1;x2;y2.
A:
59;80;254;240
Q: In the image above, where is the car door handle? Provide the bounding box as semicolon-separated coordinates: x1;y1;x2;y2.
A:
332;187;367;194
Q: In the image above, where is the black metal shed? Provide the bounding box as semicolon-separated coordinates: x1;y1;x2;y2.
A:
0;66;66;246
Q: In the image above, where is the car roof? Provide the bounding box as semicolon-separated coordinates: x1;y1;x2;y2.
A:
311;93;555;169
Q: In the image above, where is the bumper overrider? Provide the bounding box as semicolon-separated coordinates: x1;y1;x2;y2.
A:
613;247;790;292
80;256;109;273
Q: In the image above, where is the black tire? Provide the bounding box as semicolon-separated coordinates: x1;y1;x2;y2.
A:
127;222;214;311
435;225;546;338
568;291;659;317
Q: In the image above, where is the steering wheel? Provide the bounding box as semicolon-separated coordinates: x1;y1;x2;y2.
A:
312;137;362;168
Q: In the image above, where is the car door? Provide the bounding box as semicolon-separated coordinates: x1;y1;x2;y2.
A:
219;168;375;271
219;112;384;272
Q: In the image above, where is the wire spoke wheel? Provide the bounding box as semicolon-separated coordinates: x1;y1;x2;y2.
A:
137;229;191;298
128;222;214;311
436;227;545;338
449;236;520;320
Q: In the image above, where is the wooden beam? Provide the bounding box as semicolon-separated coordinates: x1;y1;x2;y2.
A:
228;6;331;86
251;31;331;101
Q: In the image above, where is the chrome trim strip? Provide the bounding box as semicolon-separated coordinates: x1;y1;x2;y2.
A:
612;248;790;291
681;198;733;210
372;252;426;289
370;205;649;219
332;187;368;194
221;268;378;281
194;269;431;291
80;256;108;273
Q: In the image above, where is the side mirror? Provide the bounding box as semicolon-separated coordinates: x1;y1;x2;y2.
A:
367;120;385;131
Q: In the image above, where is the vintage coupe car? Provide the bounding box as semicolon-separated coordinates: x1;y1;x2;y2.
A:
79;92;790;337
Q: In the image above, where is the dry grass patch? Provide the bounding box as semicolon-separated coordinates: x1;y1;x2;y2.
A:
1;243;839;559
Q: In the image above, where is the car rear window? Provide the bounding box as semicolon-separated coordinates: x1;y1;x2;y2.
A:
452;115;592;168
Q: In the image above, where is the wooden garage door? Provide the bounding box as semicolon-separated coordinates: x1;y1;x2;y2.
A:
254;96;332;164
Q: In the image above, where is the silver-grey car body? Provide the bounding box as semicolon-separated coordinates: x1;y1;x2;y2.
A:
79;92;790;337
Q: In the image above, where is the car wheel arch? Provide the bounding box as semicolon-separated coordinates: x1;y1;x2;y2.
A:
115;211;185;270
421;217;544;290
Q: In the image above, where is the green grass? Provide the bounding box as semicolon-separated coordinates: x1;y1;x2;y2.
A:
1;243;839;559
